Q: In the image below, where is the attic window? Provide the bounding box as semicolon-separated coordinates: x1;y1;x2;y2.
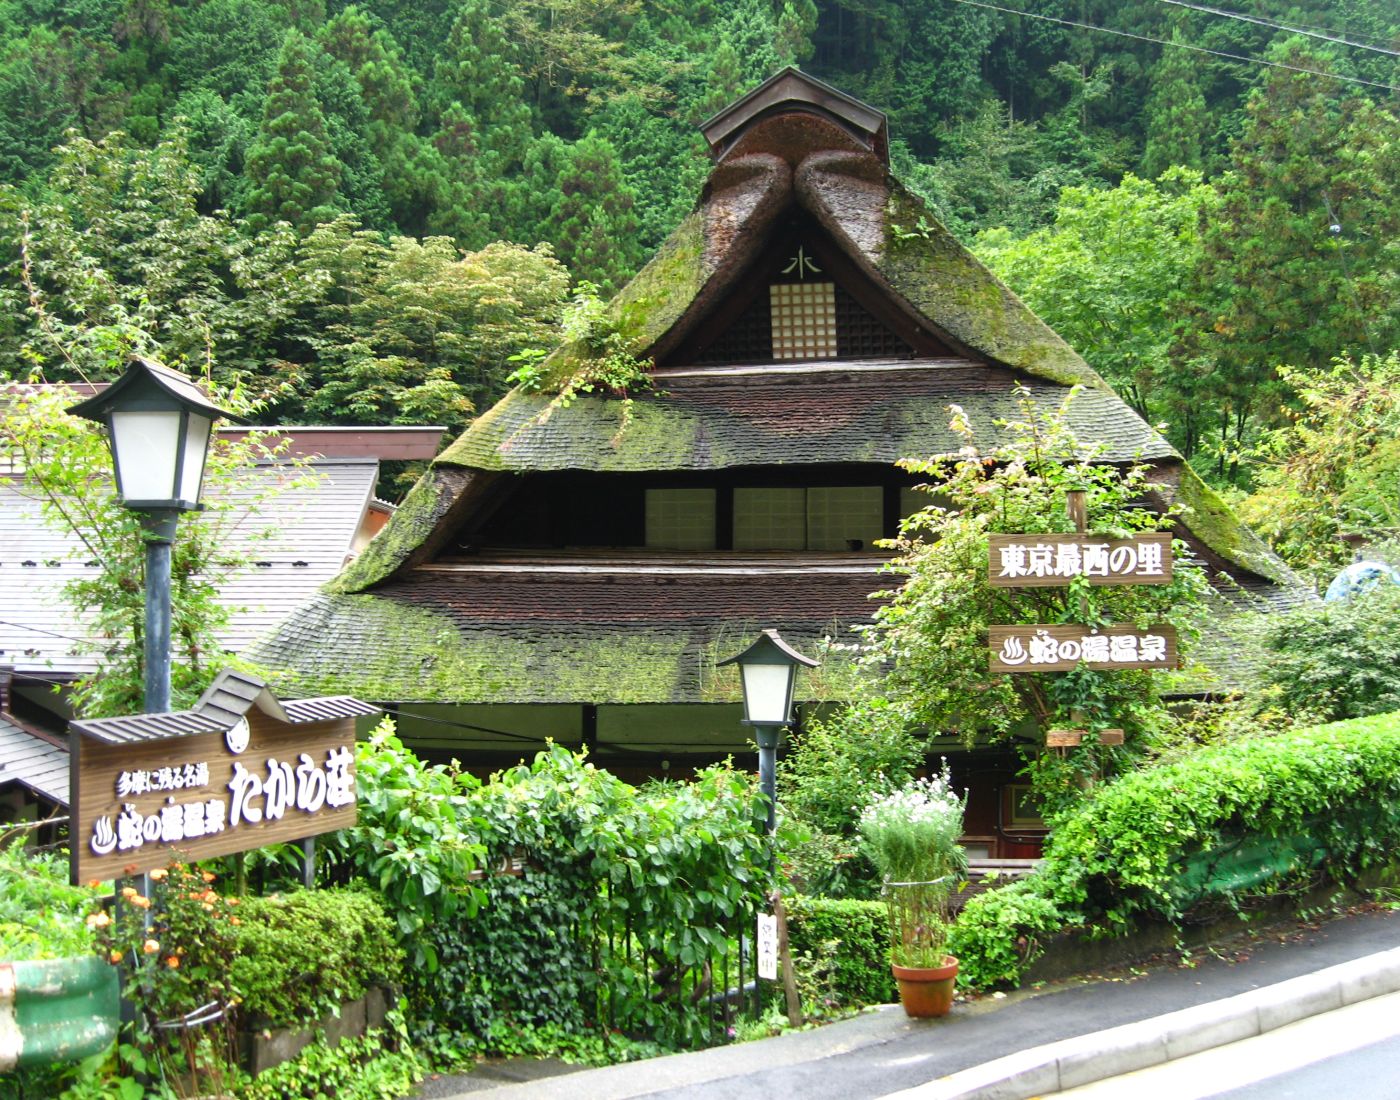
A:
770;282;837;360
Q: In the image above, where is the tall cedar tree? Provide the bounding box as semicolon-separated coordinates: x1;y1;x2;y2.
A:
243;28;344;232
1176;52;1400;480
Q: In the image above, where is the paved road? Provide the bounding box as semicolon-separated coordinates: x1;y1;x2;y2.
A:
1050;987;1400;1099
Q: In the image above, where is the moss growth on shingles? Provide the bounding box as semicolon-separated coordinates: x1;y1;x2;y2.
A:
876;182;1105;391
329;468;453;594
440;389;716;472
258;593;701;704
1169;466;1298;587
697;621;868;705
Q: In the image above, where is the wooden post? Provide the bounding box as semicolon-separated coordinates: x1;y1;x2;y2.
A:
1066;488;1087;535
771;890;804;1027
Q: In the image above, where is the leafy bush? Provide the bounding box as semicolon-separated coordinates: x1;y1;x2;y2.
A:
320;718;486;973
231;889;403;1028
0;843;100;961
950;711;1400;989
784;897;895;1009
779;698;924;899
236;1011;423;1100
946;878;1067;991
1257;584;1400;724
337;735;772;1058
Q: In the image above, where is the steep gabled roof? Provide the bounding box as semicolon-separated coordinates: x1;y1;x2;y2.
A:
260;72;1312;707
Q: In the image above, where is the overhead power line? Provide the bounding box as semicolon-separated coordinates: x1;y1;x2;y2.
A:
945;0;1400;93
1156;0;1400;59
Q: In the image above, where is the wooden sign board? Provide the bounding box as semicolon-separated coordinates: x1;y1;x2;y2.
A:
72;711;358;883
989;624;1178;673
988;532;1173;587
1047;728;1125;747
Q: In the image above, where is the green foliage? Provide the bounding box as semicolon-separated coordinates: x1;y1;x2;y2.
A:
1176;55;1400;482
945;877;1066;991
867;388;1210;813
318;718;486;974
243;29;344;231
950;710;1400;989
290;220;569;427
779;698;924;898
0;842;101;961
974;169;1218;434
784;896;896;1010
1241;354;1400;577
235;1011;424;1100
335;733;771;1058
1254;584;1400;725
229;889;403;1028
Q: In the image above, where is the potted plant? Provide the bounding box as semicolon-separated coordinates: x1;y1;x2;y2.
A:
857;766;967;1018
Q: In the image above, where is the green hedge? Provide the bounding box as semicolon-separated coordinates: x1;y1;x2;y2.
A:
950;711;1400;990
231;888;403;1028
784;897;895;1009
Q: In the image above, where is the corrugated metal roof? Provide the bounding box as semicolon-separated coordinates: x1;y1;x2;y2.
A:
0;458;379;677
0;719;69;804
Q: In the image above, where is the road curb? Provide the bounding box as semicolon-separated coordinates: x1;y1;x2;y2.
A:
886;945;1400;1099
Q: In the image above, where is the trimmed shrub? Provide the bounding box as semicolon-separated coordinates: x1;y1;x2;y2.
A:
951;712;1400;990
785;897;895;1009
231;888;403;1028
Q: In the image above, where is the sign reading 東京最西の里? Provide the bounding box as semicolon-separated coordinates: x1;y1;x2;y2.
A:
988;624;1178;674
987;532;1173;587
70;678;373;883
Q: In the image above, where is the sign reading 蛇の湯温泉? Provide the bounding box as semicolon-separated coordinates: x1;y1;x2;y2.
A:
988;624;1178;673
987;532;1173;587
69;672;377;884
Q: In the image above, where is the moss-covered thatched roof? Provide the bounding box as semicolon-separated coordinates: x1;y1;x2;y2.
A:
261;71;1312;708
257;563;872;704
437;362;1170;473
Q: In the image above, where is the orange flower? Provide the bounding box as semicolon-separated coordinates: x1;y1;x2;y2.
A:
229;916;241;926
131;895;151;910
201;871;216;883
202;890;218;903
202;903;214;913
142;938;160;955
120;886;138;900
86;911;111;929
108;949;123;964
165;956;180;969
149;868;168;882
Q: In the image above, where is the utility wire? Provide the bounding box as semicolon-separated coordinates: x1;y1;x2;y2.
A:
1156;0;1400;59
945;0;1400;92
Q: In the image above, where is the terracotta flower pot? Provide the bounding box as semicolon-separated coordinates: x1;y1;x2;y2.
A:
891;954;958;1018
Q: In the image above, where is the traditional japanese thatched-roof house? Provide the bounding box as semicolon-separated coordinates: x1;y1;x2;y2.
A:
253;71;1307;849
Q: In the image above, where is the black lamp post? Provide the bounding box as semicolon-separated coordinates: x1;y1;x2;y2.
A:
68;356;241;713
719;629;818;848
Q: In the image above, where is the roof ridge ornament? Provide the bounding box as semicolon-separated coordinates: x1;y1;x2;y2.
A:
700;67;889;166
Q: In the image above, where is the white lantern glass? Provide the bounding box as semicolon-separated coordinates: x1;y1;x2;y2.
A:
178;414;213;505
740;661;794;726
109;409;184;504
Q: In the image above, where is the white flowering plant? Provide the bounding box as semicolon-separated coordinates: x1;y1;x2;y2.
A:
858;766;968;968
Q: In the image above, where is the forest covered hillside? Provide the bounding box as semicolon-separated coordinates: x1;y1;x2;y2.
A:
1;0;1397;567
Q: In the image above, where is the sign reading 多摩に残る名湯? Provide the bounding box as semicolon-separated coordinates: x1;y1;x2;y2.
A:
988;624;1178;673
69;676;375;884
987;532;1173;587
